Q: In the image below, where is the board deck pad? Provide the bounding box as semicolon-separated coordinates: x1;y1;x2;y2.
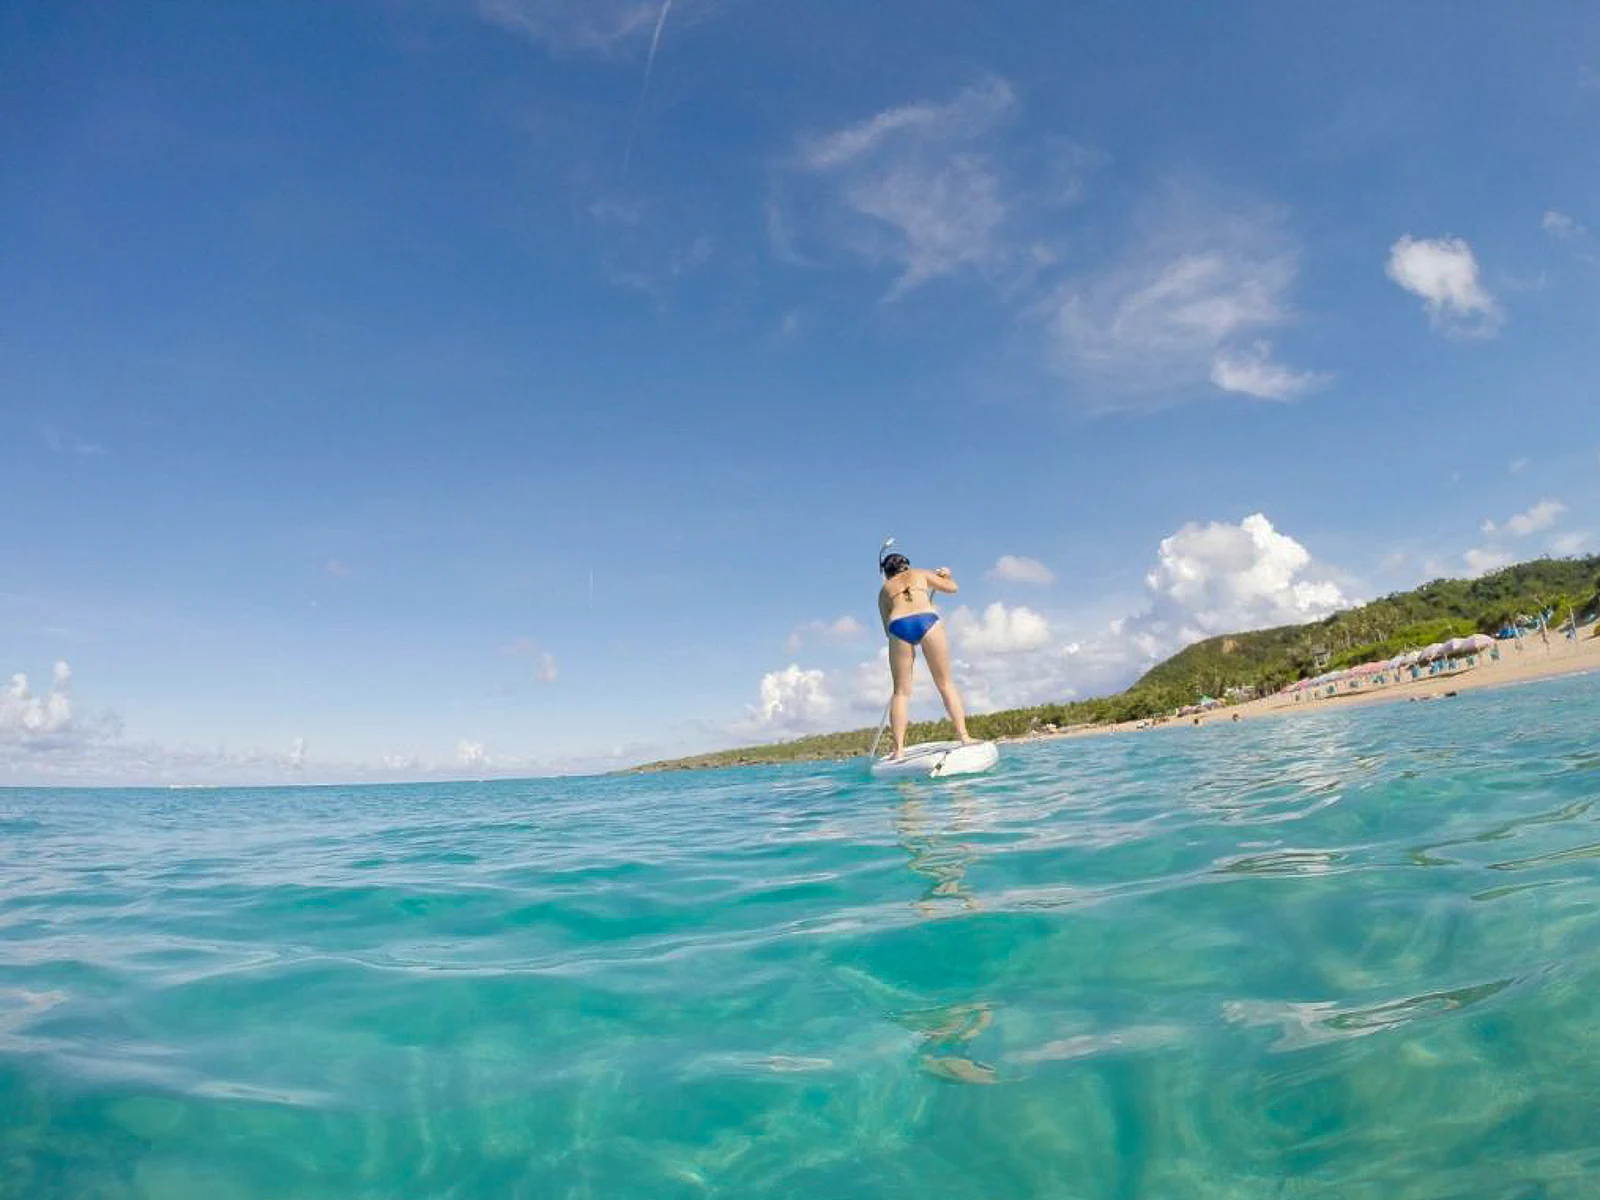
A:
869;740;999;779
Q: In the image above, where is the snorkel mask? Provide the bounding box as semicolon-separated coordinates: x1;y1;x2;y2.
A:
879;536;910;577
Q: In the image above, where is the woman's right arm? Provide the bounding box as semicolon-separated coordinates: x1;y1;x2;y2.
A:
927;568;958;594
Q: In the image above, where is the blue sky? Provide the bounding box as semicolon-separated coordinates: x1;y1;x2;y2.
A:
4;0;1598;783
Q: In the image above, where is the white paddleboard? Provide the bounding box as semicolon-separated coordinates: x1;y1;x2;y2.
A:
869;740;999;779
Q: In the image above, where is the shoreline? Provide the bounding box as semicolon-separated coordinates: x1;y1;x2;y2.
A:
1020;623;1600;746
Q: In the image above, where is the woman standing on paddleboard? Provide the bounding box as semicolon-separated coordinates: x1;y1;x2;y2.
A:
878;541;977;760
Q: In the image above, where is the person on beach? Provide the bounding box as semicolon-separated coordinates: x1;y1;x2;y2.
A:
878;544;976;760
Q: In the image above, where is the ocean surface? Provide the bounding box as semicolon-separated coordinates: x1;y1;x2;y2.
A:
4;675;1600;1199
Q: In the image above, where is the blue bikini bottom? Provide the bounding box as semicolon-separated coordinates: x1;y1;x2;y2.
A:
888;612;939;646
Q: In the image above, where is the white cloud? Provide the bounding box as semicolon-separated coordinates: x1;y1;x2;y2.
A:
325;558;352;578
1210;341;1326;400
787;79;1018;298
1135;513;1349;643
785;92;1318;412
1385;235;1502;336
1480;519;1498;535
1;661;74;740
785;615;867;655
1504;497;1567;536
1463;546;1515;576
1;660;281;784
987;555;1055;585
0;660;610;785
1508;457;1529;475
1551;531;1589;556
939;516;1346;713
948;642;1088;715
474;0;694;55
846;647;892;710
799;78;1015;172
1543;211;1587;240
1044;195;1317;405
598;226;715;299
748;664;837;733
42;426;106;457
500;638;560;682
948;602;1053;654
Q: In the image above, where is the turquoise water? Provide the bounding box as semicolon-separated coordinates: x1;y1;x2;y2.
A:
4;676;1600;1198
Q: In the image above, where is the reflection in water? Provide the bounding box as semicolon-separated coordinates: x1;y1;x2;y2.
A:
896;1001;998;1085
1408;798;1597;869
892;785;997;1083
1224;977;1513;1051
893;784;982;916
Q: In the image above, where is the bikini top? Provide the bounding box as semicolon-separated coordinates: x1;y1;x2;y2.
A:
888;572;929;605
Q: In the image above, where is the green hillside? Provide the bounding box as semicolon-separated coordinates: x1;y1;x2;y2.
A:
1134;556;1600;704
633;556;1600;772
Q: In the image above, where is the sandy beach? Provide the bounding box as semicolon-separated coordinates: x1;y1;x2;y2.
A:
1031;623;1600;743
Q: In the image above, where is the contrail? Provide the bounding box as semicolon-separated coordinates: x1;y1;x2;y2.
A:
622;0;674;175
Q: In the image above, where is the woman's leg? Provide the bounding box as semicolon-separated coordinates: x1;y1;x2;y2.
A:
887;635;916;758
919;622;975;743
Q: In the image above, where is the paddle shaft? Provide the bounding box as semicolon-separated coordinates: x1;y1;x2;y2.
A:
866;698;891;761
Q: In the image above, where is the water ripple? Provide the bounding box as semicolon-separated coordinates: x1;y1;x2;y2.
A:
4;674;1600;1197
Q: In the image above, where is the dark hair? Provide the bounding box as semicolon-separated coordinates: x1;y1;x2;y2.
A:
880;553;910;578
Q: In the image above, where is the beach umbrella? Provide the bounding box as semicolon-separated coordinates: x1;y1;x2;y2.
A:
1468;633;1495;651
1445;636;1472;655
